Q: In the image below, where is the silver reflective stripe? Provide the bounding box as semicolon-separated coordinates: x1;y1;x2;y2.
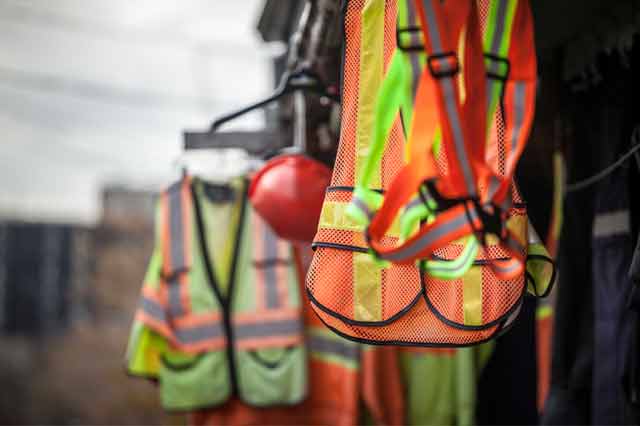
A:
422;0;477;196
384;207;476;262
490;0;508;58
235;319;302;340
352;196;374;220
309;334;360;361
487;175;502;201
175;322;224;344
407;1;422;96
141;296;167;323
593;210;630;238
168;182;187;271
485;1;509;111
491;258;520;275
406;196;424;210
504;233;525;254
262;224;281;309
422;0;442;51
167;277;184;317
442;79;477;195
511;82;526;155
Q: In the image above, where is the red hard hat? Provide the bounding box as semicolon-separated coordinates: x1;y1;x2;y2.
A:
249;154;331;243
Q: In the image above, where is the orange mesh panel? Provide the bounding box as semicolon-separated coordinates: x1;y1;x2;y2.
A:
307;247;421;323
313;296;500;346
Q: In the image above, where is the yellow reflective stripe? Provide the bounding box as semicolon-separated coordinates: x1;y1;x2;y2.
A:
319;201;402;238
507;214;528;246
354;252;382;321
536;304;553;320
462;267;483;326
356;0;385;189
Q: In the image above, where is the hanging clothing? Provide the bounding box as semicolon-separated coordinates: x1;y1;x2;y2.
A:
400;344;493;426
189;245;406;426
126;176;307;411
591;165;638;425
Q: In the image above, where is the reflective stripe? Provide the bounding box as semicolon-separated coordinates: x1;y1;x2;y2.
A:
234;318;302;340
354;252;383;321
489;0;508;63
356;0;386;190
486;175;502;201
462;266;482;326
593;210;630;238
407;0;423;96
309;333;360;361
352;196;374;220
262;221;281;309
320;201;402;238
174;322;225;344
422;0;477;196
167;277;184;317
141;295;168;324
168;182;187;271
510;82;526;156
382;207;477;262
425;236;478;274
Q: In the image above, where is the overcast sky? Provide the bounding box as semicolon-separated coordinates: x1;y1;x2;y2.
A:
0;0;273;224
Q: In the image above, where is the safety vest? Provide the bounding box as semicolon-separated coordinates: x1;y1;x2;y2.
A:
126;175;307;411
187;246;405;426
306;0;554;347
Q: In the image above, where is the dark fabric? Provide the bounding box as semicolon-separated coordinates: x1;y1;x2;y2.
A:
591;166;637;425
476;297;538;425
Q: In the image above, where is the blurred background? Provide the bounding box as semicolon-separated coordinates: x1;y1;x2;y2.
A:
0;1;273;423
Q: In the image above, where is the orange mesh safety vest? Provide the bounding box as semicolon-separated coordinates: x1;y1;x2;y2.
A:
306;0;552;347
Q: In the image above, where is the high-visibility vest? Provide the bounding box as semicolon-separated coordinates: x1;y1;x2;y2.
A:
126;176;307;411
188;246;405;426
306;0;554;347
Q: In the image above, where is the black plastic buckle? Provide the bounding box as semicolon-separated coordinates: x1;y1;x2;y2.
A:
161;267;188;283
427;52;460;78
396;26;425;52
484;53;510;82
470;199;504;246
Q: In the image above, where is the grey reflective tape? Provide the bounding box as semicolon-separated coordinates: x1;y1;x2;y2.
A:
235;319;302;340
422;0;476;196
511;82;526;155
487;175;502;201
593;210;630;238
262;224;281;309
491;258;520;275
141;296;168;323
504;234;525;254
422;0;443;51
384;209;473;262
407;197;424;210
167;278;184;317
174;322;225;344
407;1;422;95
168;182;186;271
442;79;477;196
490;0;509;56
309;334;360;361
352;196;374;220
